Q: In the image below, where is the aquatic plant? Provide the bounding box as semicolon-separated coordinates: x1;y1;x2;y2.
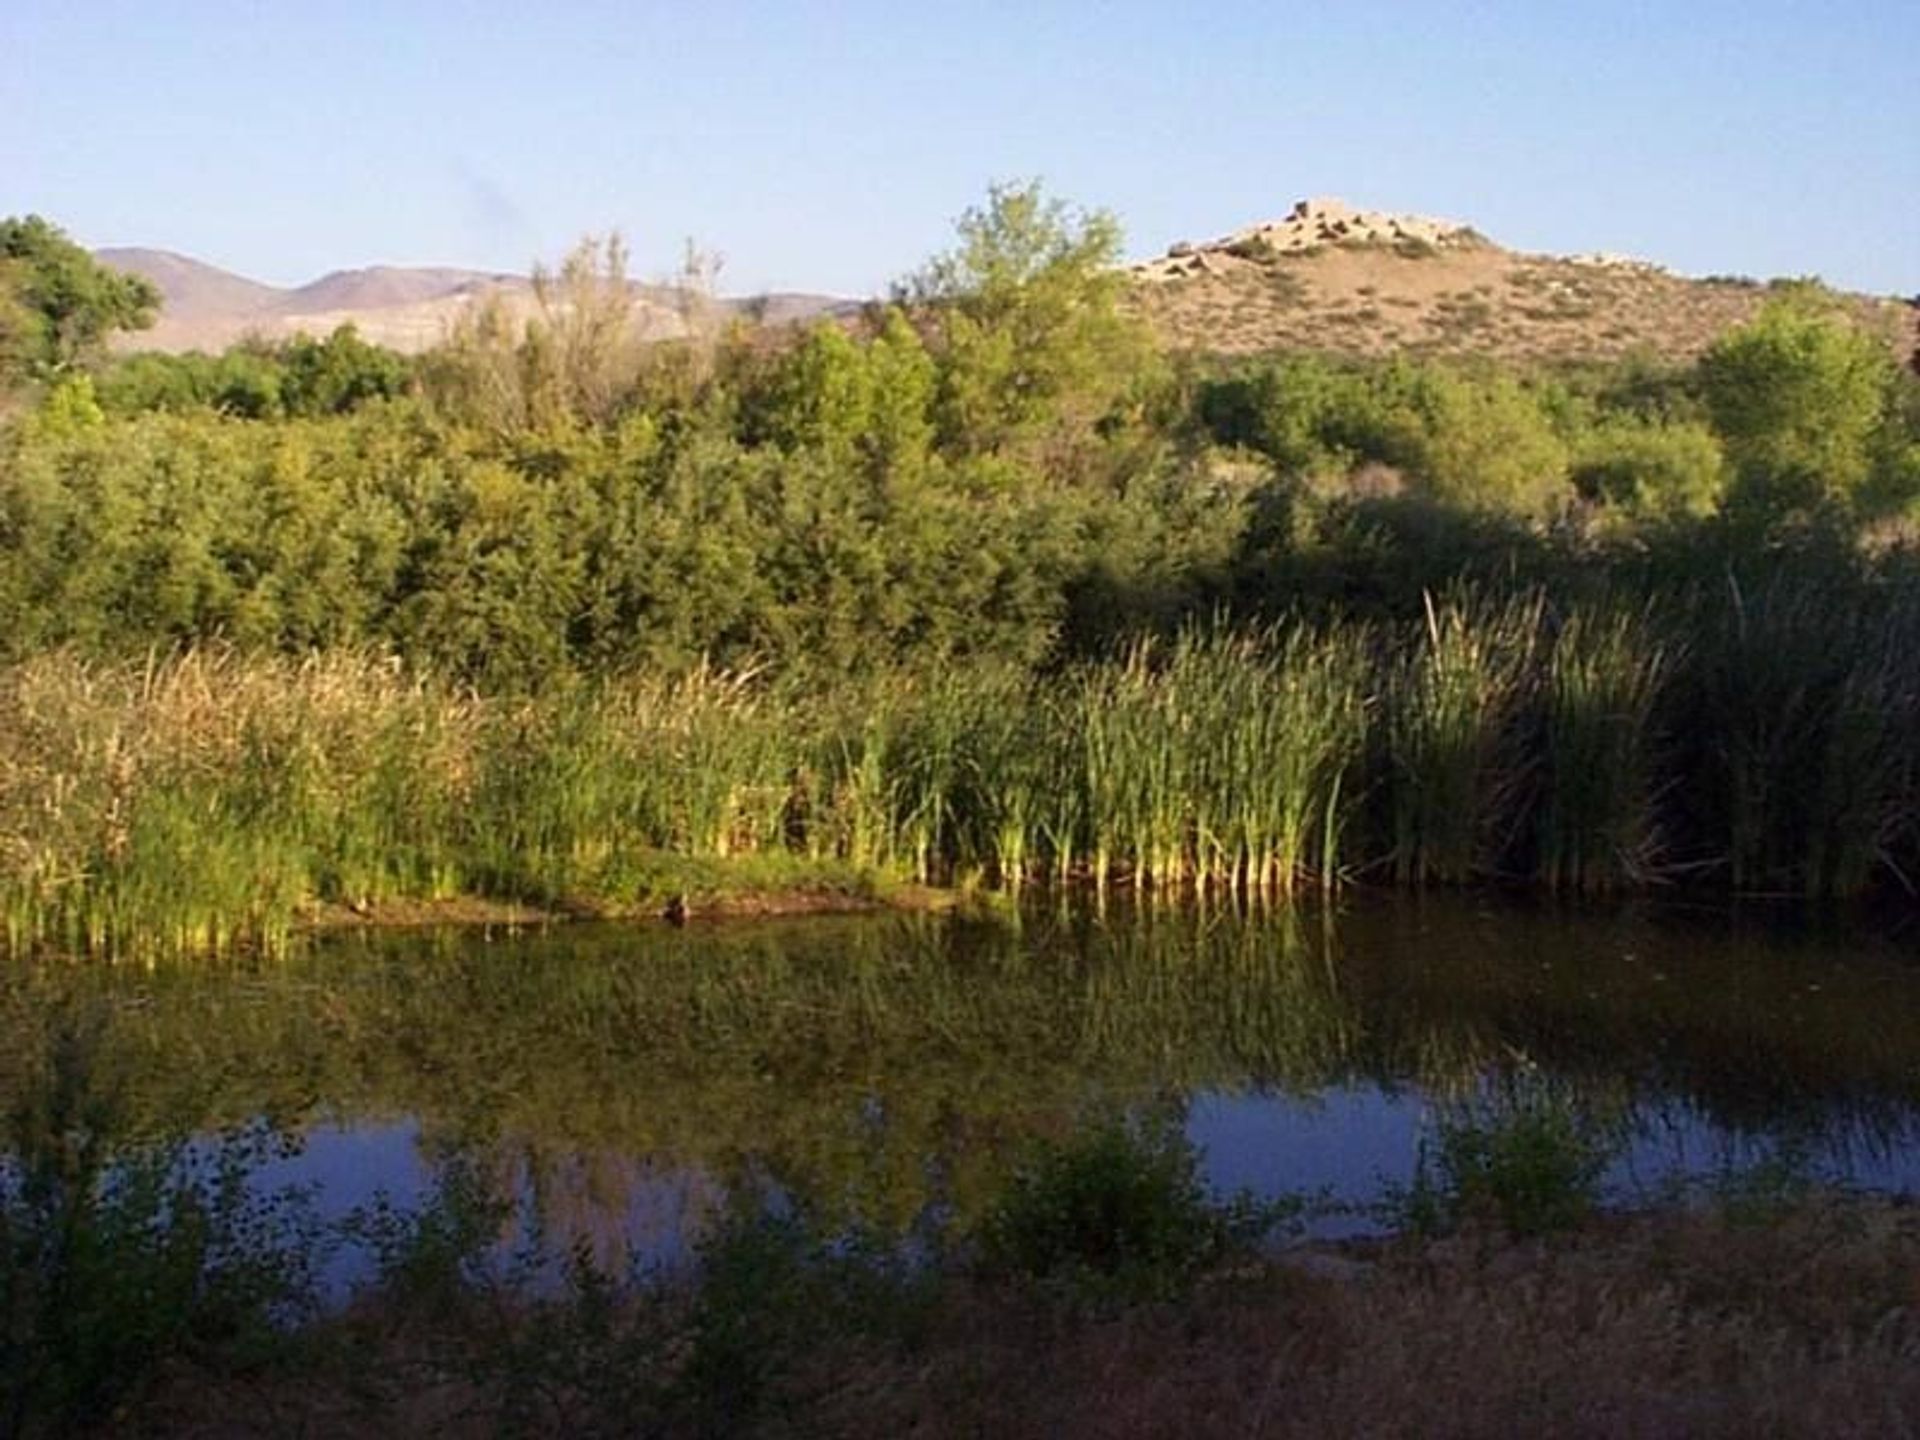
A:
976;1118;1276;1301
7;572;1920;958
1535;604;1668;892
1396;1082;1619;1238
1383;591;1539;885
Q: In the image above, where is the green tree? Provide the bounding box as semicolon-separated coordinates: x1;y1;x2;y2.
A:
0;216;159;380
1571;417;1727;521
280;325;410;415
94;351;221;414
27;375;108;438
862;306;936;479
1404;367;1571;516
748;321;874;462
208;346;286;418
906;181;1151;462
1699;298;1893;517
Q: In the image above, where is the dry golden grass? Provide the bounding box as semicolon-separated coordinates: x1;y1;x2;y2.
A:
816;1202;1920;1438
130;1199;1920;1438
1130;240;1918;366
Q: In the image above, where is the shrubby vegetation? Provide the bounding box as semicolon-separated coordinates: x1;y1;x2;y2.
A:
5;196;1919;681
1395;1083;1620;1238
4;193;1920;947
978;1118;1279;1301
93;325;412;420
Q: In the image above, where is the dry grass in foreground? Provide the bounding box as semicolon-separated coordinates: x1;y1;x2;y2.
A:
816;1204;1920;1439
133;1198;1920;1439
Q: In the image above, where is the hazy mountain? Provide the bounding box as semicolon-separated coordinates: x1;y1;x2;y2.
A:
93;248;851;354
278;265;521;315
94;247;281;329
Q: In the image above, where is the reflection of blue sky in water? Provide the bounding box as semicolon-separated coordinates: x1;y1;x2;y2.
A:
25;895;1920;1289
249;1122;726;1298
1191;1087;1421;1233
253;1077;1920;1290
1190;1085;1920;1240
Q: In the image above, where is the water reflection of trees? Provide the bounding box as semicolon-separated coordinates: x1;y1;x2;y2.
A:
4;898;1920;1244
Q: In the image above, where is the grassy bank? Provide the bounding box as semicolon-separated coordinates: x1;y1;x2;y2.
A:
6;571;1920;956
108;1200;1920;1438
815;1197;1920;1439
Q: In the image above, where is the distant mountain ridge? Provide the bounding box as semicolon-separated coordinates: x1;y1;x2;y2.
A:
277;265;522;316
94;247;852;355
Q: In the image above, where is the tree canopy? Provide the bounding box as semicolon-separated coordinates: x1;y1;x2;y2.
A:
904;180;1153;462
0;215;159;383
1699;296;1897;517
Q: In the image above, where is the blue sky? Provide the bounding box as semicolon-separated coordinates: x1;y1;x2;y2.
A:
6;2;1916;297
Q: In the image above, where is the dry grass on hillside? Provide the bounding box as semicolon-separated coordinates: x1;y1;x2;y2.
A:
1131;238;1918;367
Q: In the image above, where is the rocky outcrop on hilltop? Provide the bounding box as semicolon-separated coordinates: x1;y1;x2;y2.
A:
1137;198;1485;282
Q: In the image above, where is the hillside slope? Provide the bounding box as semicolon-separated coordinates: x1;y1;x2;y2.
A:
1130;198;1918;366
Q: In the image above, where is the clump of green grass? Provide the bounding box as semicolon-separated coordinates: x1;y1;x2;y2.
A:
1674;575;1920;897
976;1118;1277;1301
1535;605;1668;892
0;652;848;955
1394;1082;1618;1239
7;573;1920;957
1069;625;1364;894
1383;592;1540;885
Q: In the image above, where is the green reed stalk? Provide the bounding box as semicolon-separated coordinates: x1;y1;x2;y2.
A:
1536;607;1667;893
1385;591;1541;886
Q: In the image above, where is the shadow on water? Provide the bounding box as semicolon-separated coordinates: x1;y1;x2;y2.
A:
4;892;1920;1281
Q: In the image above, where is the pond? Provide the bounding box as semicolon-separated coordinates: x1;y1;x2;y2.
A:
5;894;1919;1281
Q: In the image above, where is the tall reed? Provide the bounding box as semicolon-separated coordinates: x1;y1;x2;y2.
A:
1056;626;1364;893
1673;575;1920;896
1383;592;1540;885
1534;606;1668;893
8;572;1920;959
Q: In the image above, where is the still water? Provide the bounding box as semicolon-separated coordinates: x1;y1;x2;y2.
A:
6;895;1919;1273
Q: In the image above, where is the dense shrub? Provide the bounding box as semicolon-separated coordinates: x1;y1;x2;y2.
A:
977;1120;1271;1300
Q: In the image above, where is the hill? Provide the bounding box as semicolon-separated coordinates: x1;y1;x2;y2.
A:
94;249;850;355
93;247;283;350
1129;198;1918;367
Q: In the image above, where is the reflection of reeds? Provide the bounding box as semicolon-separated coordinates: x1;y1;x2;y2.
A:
10;897;1920;1246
